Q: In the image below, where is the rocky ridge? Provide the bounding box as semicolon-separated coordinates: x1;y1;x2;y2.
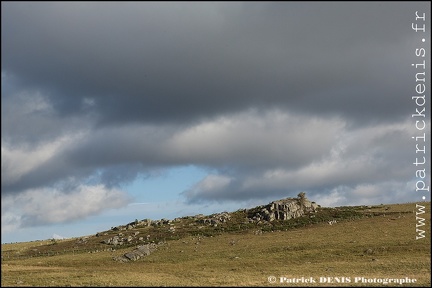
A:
107;192;319;261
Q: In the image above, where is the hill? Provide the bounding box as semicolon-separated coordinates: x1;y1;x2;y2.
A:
1;195;430;287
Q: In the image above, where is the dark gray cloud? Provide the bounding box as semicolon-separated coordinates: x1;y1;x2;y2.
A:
1;2;430;229
3;2;428;131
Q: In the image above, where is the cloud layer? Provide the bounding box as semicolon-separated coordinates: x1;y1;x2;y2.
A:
2;2;430;232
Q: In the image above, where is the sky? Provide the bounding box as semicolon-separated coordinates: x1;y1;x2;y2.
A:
1;2;430;243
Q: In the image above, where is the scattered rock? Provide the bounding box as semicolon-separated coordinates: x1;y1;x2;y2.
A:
113;243;159;262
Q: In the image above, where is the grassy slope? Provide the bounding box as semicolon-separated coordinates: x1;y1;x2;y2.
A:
1;202;430;287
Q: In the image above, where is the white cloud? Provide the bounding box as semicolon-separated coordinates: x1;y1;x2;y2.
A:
313;188;348;207
167;109;344;167
1;184;130;232
1;134;84;187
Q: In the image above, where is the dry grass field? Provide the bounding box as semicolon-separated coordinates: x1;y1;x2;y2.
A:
1;202;430;287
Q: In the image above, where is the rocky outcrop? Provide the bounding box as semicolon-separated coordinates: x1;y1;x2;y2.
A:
195;212;231;227
250;192;318;222
110;219;152;231
102;232;147;246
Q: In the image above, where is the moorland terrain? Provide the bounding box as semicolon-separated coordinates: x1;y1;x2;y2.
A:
1;196;430;287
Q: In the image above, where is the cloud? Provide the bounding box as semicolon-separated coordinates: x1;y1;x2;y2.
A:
166;109;344;168
1;130;91;194
52;233;67;240
1;2;430;233
2;97;429;206
314;180;423;207
2;2;428;128
1;184;130;232
2;107;344;192
2;134;82;188
1;78;94;145
184;175;233;201
182;118;429;203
